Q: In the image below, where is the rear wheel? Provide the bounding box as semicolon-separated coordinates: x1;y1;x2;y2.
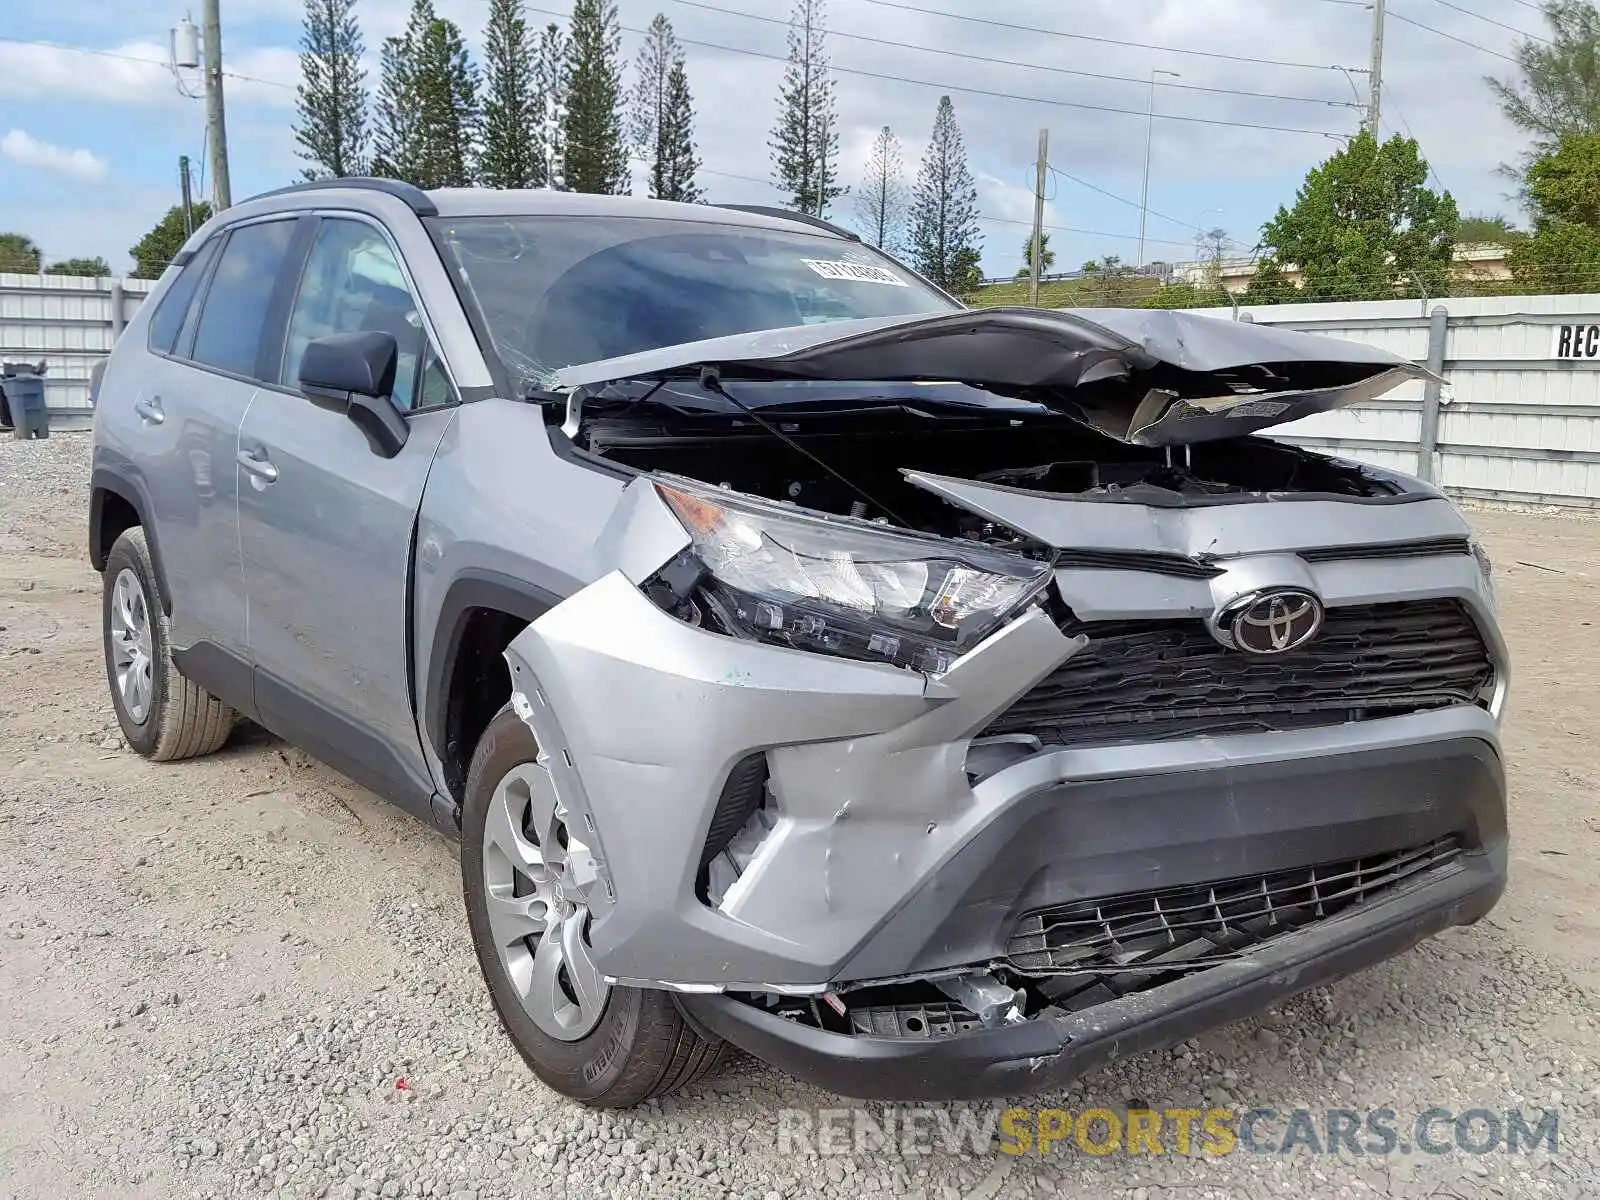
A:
460;704;724;1107
101;527;235;760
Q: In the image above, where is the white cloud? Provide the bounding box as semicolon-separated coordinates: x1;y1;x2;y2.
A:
1;129;108;183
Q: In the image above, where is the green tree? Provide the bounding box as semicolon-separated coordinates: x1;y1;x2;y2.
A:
532;22;568;188
854;125;906;252
908;95;982;293
293;0;368;179
630;15;701;202
770;0;844;216
1488;0;1600;168
129;204;213;280
1256;129;1457;302
44;256;112;277
479;0;537;188
1081;255;1135;306
1509;133;1600;291
371;0;477;188
1015;231;1055;279
564;0;629;194
0;233;42;273
1456;212;1521;243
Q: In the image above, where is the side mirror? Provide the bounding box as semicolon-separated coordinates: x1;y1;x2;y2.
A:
298;331;409;458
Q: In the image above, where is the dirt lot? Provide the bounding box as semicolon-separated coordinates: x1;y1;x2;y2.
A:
1;432;1598;1200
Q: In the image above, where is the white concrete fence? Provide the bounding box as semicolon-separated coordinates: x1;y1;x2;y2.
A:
6;271;1600;506
1203;293;1600;508
0;272;153;426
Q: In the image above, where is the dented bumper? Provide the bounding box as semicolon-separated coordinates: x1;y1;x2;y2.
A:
503;565;1508;993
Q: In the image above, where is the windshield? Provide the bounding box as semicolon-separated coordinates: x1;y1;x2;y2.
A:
426;214;960;392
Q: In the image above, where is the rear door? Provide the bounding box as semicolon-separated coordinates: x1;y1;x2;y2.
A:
234;213;456;817
136;217;303;673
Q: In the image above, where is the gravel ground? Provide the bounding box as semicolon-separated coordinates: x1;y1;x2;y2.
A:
2;431;1598;1200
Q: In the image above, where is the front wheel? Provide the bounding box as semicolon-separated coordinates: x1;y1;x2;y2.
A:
460;704;724;1107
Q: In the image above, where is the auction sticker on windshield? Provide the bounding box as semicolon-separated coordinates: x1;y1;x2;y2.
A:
802;258;910;286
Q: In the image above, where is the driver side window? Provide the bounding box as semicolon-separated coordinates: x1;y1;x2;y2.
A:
280;218;432;410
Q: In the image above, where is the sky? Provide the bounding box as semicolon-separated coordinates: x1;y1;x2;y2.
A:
0;0;1540;277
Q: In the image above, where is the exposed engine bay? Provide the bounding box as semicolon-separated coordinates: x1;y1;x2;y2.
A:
576;398;1405;541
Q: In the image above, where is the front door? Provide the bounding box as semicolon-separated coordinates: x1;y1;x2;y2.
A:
235;214;455;816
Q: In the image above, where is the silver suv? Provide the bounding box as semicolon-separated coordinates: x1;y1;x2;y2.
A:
89;180;1509;1107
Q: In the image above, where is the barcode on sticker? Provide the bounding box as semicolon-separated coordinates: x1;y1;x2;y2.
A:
802;259;909;286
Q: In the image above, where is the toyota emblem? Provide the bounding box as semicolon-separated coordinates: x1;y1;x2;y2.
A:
1211;588;1325;655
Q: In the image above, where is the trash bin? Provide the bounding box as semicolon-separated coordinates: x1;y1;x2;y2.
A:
1;361;49;440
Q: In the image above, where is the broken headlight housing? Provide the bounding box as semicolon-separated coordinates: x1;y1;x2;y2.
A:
651;479;1052;673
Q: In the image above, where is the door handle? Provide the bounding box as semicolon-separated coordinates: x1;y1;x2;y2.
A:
133;395;165;425
236;448;279;484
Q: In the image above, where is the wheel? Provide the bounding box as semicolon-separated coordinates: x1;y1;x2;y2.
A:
102;527;235;761
461;705;725;1107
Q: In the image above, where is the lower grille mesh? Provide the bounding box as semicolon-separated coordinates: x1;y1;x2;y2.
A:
1005;836;1464;1010
983;599;1493;746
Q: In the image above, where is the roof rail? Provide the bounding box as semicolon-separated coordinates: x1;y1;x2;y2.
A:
714;204;860;241
243;177;439;216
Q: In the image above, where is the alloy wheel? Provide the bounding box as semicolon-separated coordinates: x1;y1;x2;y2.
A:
109;568;154;724
480;759;609;1041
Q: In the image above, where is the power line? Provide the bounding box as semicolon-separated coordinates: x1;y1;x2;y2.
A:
1382;85;1450;193
849;0;1365;73
1422;0;1549;43
981;212;1218;250
1048;163;1248;248
0;34;294;90
1386;10;1521;63
532;6;1350;138
668;0;1358;110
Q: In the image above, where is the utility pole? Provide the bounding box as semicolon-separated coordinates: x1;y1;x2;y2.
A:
1367;0;1386;135
1138;69;1181;268
1028;127;1048;308
202;0;232;210
179;155;195;236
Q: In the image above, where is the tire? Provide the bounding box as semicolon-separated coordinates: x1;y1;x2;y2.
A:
102;527;235;761
461;704;725;1107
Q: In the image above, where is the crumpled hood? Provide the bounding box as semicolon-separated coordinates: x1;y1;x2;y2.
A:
554;306;1432;446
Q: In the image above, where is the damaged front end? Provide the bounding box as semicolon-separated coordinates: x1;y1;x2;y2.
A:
499;307;1509;1099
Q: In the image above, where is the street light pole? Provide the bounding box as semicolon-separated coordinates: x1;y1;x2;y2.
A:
1138;68;1180;268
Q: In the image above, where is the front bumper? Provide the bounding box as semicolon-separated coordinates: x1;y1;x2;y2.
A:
504;564;1506;991
676;841;1505;1100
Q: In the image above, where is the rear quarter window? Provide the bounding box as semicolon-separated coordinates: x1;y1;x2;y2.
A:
145;238;219;355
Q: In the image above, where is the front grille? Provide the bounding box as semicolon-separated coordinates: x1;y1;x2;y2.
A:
1005;836;1464;1010
983;599;1492;746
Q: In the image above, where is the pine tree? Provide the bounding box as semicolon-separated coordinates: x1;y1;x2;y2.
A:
854;125;906;251
630;15;700;202
371;6;423;181
293;0;367;179
479;0;537;188
770;0;844;216
531;22;568;187
371;0;477;188
655;61;701;203
908;95;982;293
564;0;629;195
412;8;479;187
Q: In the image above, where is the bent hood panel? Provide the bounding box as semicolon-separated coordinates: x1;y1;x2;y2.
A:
554;306;1432;444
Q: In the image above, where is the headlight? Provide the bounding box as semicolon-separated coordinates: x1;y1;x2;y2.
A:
652;479;1052;673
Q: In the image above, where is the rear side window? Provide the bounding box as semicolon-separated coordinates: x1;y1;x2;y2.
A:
146;238;219;355
191;219;297;377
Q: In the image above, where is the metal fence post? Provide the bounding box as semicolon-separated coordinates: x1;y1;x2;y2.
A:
110;279;126;339
1418;304;1448;483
